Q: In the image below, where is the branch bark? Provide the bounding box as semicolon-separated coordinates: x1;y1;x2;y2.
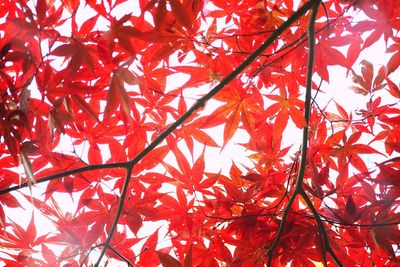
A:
0;162;129;195
0;0;336;265
266;1;343;266
94;0;320;265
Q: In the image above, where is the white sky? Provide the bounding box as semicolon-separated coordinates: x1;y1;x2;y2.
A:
1;1;399;266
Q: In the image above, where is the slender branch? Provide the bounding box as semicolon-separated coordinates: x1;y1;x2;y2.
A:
108;246;135;267
272;0;341;264
94;0;320;265
266;189;299;266
296;0;319;189
196;0;356;61
266;2;344;266
317;213;400;228
94;165;133;266
299;190;343;266
0;161;129;195
79;243;105;267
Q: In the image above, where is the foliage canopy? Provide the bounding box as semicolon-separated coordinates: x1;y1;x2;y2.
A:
0;0;400;266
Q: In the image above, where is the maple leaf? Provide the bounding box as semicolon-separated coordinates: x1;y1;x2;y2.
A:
324;195;363;224
353;3;394;49
314;33;349;81
386;37;400;74
350;60;387;95
104;67;139;121
331;131;382;186
265;85;306;135
0;213;48;250
202;84;262;146
100;13;144;56
51;41;97;72
1;1;400;266
137;229;160;266
143;0;201;32
386;77;400;98
375;160;400;187
368;209;400;261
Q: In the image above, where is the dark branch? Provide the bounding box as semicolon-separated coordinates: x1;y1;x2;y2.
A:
0;162;129;195
94;0;322;265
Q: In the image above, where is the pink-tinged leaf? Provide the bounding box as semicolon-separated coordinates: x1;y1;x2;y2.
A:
373;66;387;89
77;187;96;210
387;52;400;75
42;244;57;265
44;179;62;201
386;78;400;98
86;221;104;245
346;34;362;68
63;177;74;194
360;60;373;89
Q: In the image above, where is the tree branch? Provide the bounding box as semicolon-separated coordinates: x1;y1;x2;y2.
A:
94;0;320;265
266;1;342;266
0;162;129;195
299;190;343;266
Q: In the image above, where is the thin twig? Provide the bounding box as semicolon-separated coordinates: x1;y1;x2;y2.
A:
108;246;136;267
79;243;105;267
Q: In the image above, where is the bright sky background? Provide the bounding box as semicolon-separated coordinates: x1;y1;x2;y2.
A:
2;1;398;266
